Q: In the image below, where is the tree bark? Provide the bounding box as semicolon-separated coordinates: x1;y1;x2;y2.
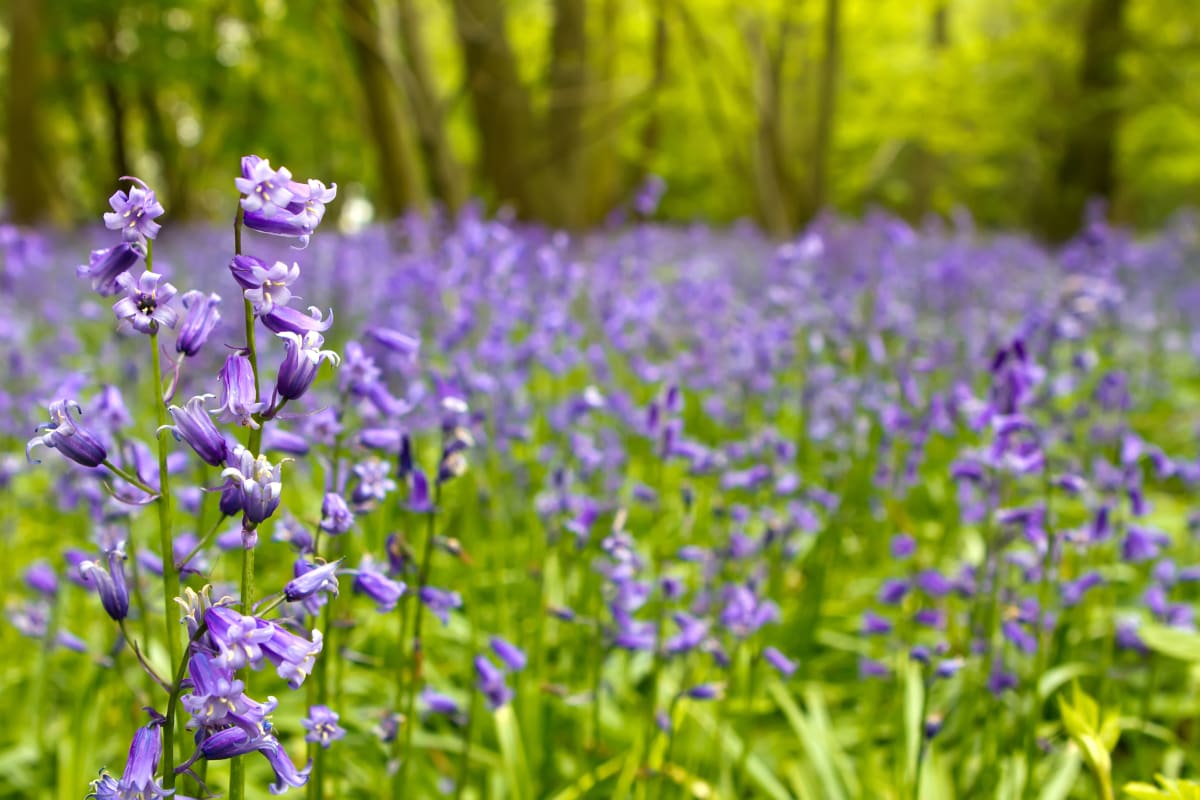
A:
450;0;539;216
809;0;840;219
1045;0;1127;240
6;0;48;223
344;0;429;216
546;0;589;227
396;0;467;212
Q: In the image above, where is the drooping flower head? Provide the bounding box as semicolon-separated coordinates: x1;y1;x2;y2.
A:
77;242;144;297
275;331;340;401
112;270;179;335
221;444;285;529
87;713;169;799
102;177;165;245
176;291;222;356
160;394;229;467
26;399;109;468
79;545;130;622
216;352;264;428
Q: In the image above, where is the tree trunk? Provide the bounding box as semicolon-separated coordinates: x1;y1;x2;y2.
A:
343;0;428;217
396;0;467;212
808;0;840;220
1044;0;1127;240
6;0;48;223
451;0;539;216
545;0;589;228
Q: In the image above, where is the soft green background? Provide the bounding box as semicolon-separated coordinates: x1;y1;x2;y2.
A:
2;0;1198;232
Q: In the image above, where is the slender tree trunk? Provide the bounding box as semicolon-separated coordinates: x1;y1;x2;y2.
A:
808;0;840;219
344;0;428;216
1045;0;1127;240
396;0;467;212
746;12;795;236
546;0;589;228
583;0;622;221
634;0;668;185
451;0;539;216
6;0;48;223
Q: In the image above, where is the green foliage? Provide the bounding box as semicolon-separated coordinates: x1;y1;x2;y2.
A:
1057;683;1120;800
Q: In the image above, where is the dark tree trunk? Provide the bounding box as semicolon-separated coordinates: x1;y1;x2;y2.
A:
397;0;467;211
7;0;48;223
1045;0;1128;240
546;0;589;227
809;0;840;219
451;0;539;216
344;0;428;216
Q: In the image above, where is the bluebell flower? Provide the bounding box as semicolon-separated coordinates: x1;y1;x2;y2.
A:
683;683;723;701
242;261;300;315
763;646;797;677
419;586;462;625
24;562;57;596
235;156;295;215
77;242;143;297
221;445;285;528
183;650;277;736
284;559;341;605
190;727;310;793
422;686;463;720
350;458;396;507
79;545;130;621
475;655;513;709
112;270;178;334
160;394;228;467
302;705;346;749
88;714;169;799
261;304;335;336
27;400;108;468
319;493;355;535
353;558;406;612
276;331;339;401
103;177;164;245
216;352;264;428
176;291;222;356
490;636;528;672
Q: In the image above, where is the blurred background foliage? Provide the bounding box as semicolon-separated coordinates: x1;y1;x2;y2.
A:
2;0;1198;237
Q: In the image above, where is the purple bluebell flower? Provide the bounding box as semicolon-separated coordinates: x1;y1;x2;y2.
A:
352;558;406;612
79;545;130;621
490;636;527;672
261;304;334;336
160;394;228;467
718;584;780;637
262;427;310;456
183;650;276;735
878;579;910;605
258;619;324;689
351;458;397;507
204;606;274;670
112;270;178;334
1060;572;1103;607
176;291;222;356
242;261;300;315
683;683;723;701
221;444;284;528
1124;525;1169;563
988;664;1019;695
408;468;435;513
475;655;513;709
77;242;143;296
862;610;893;635
285;559;341;604
236;155;295;215
419;586;462;625
367;326;421;358
242;174;337;247
422;686;463;719
191;727;310;793
1002;619;1038;654
320;493;355;535
275;331;340;401
27;400;109;468
24;562;57;596
934;658;965;679
216;352;264;428
890;534;916;559
103;177;164;245
665;612;709;654
87;714;168;799
763;646;797;677
302;705;346;749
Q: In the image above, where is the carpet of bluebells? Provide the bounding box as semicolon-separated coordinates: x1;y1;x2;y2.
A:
5;161;1200;800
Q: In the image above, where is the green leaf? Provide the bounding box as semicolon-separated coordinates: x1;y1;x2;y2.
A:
768;681;847;800
1140;625;1200;662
